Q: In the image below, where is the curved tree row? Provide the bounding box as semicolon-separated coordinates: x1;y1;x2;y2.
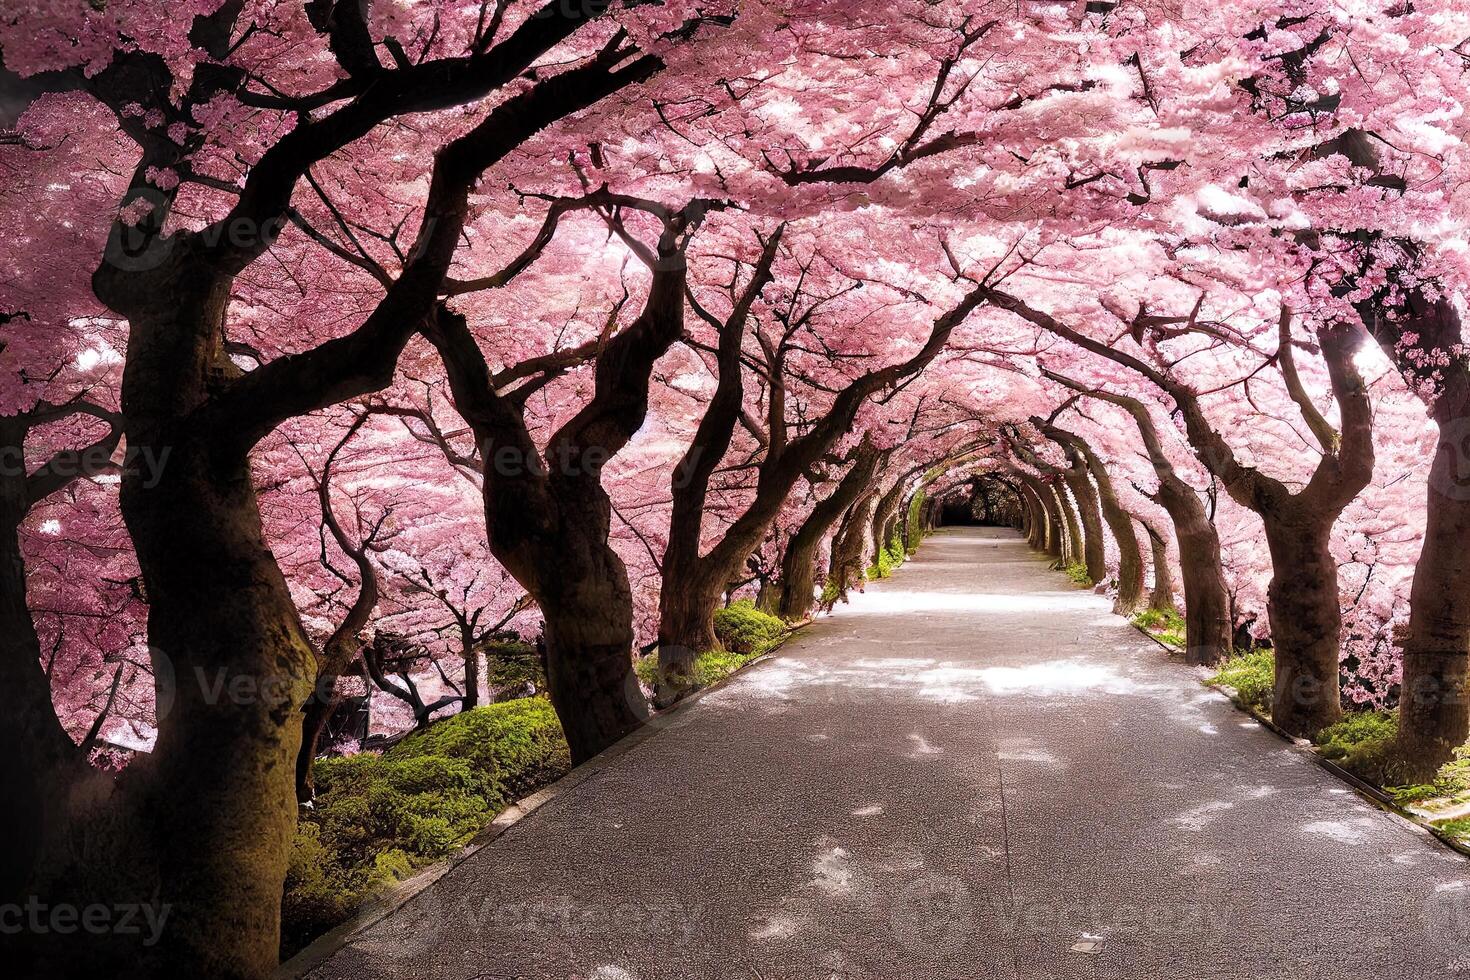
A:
3;1;1469;977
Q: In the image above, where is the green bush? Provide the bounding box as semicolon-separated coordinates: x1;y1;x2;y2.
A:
1132;608;1186;648
877;536;906;577
1063;562;1092;586
1210;648;1274;716
1315;711;1396;762
282;699;569;956
713;599;788;655
1313;711;1425;787
483;639;544;697
1434;817;1470;840
632;600;788;693
634;648;761;688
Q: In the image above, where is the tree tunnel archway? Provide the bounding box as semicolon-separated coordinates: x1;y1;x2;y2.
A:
935;474;1025;528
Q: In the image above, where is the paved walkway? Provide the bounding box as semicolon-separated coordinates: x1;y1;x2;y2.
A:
307;528;1470;980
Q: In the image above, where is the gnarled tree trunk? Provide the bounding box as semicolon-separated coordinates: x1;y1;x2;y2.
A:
1261;510;1344;735
776;438;882;621
1355;293;1470;775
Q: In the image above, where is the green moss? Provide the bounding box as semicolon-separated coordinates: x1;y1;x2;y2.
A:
282;699;569;957
1063;562;1092;586
632;600;788;693
905;492;927;553
1433;817;1470;840
713;599;788;655
1385;748;1470;808
1313;711;1402;786
819;579;840;605
1209;648;1274;716
1132;608;1186;648
635;648;762;688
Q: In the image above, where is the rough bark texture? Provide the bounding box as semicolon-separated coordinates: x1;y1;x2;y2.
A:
1139;517;1178;613
829;492;880;602
1262;512;1344;736
1354;293;1470;775
777;438;882;621
16;8;671;976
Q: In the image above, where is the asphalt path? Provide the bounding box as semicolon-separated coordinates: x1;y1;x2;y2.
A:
307;527;1470;980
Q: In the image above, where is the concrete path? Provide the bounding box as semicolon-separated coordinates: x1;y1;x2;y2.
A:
307;528;1470;980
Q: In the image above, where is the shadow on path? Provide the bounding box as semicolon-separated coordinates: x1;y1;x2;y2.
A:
306;528;1470;980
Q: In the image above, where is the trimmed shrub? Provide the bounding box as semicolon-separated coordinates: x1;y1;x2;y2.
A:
713;599;788;655
1313;711;1419;786
1210;648;1274;716
282;699;569;956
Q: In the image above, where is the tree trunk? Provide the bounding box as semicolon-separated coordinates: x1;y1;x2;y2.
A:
1046;426;1142;614
1061;468;1106;585
1035;376;1229;661
1171;506;1233;665
0;498;85;903
1018;475;1062;560
540;584;645;762
71;436;315;980
295;685;338;806
1355;295;1470;777
1053;484;1083;570
869;468;918;567
1020;483;1046;550
463;640;481;710
1394;382;1470;774
829;493;879;601
1140;519;1177;613
1262;513;1343;737
777;441;881;621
